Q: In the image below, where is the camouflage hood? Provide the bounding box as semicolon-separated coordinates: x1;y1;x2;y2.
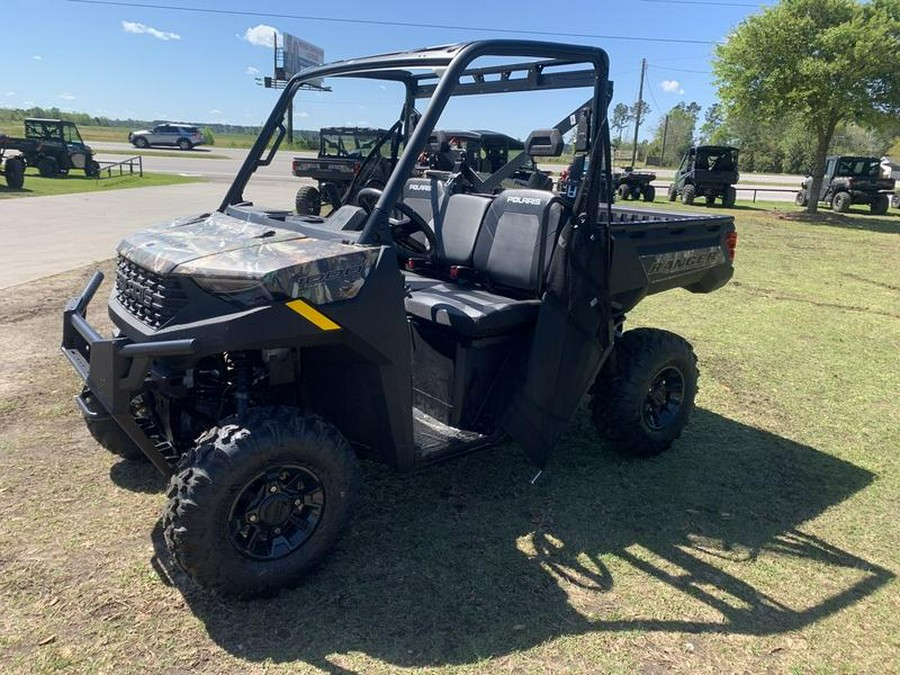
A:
117;211;381;305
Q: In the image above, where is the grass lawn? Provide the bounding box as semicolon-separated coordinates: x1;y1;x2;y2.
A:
0;206;897;673
0;170;204;199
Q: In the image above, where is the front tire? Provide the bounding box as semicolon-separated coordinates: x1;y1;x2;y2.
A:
134;137;150;149
163;408;358;598
616;184;630;201
295;185;321;215
794;189;808;207
681;184;696;205
81;389;147;462
591;328;698;457
667;184;677;202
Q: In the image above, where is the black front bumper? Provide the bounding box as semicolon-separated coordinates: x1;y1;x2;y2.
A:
61;271;197;474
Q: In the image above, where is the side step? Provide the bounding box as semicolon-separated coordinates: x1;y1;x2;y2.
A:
413;407;496;463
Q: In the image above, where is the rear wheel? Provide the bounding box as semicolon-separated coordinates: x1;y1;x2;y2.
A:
722;186;737;208
642;185;656;202
591;328;698;457
4;157;25;188
681;184;696;205
134;137;150;149
870;193;889;215
832;191;851;213
162;408;358;598
892;193;900;209
794;189;808;207
38;157;59;177
667;184;677;202
177;138;192;151
295;185;321;215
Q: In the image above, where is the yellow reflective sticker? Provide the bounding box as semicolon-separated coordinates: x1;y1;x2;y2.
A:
285;299;341;331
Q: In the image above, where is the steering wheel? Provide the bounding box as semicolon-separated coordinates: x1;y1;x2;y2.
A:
356;187;437;259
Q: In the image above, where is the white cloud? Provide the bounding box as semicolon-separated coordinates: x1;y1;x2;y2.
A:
296;111;310;118
661;80;684;94
245;66;260;76
33;55;42;61
209;109;223;115
4;91;14;96
122;21;181;41
23;101;34;106
59;92;76;100
241;25;281;48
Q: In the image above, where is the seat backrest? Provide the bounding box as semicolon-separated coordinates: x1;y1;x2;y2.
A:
472;189;566;295
402;177;448;228
434;194;493;266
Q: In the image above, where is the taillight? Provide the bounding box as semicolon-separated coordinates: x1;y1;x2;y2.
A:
726;231;737;261
353;161;361;175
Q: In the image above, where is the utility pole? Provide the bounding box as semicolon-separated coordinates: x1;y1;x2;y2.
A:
630;58;646;169
660;114;669;166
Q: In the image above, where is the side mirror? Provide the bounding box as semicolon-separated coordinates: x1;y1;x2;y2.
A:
525;128;564;157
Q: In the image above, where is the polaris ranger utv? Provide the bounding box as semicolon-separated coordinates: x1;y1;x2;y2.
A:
62;40;737;598
795;155;894;214
668;145;739;207
292;127;390;215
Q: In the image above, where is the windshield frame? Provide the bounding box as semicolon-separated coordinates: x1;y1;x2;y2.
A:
220;39;611;245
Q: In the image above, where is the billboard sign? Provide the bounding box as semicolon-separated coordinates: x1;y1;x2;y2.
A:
283;34;324;86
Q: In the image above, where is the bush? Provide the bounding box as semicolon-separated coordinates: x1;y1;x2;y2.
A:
202;127;216;146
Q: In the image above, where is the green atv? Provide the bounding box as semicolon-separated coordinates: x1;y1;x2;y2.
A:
668;145;739;207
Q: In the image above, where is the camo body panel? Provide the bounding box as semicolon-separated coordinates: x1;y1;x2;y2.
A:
116;211;381;304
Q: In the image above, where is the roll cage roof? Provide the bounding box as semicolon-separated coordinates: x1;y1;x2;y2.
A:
222;40;612;246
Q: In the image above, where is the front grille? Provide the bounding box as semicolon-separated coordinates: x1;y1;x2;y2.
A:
115;256;188;328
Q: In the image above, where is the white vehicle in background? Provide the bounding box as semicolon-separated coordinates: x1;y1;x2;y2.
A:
129;123;203;150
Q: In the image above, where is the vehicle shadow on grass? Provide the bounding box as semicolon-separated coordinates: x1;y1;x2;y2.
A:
777;209;900;235
150;407;892;673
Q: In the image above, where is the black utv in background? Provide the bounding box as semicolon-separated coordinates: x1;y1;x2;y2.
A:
668;145;739;207
0;118;100;179
795;156;894;214
292;127;390;215
63;40;737;599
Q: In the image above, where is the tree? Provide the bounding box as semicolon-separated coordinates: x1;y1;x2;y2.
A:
714;0;900;213
650;101;700;165
610;103;631;144
700;103;724;144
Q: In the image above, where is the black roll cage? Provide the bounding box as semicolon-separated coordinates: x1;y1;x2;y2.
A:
220;40;613;245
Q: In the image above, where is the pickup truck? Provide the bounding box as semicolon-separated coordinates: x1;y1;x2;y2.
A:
61;40;736;598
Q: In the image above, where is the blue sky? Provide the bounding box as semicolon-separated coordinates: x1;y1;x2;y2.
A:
3;0;775;140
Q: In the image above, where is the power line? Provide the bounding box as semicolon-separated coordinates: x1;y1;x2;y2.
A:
62;0;719;45
636;0;760;7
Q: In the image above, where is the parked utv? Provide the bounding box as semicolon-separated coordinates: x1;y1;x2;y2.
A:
63;40;736;599
292;127;390;215
419;130;553;190
613;167;656;202
0;118;100;178
795;156;894;214
668;145;739;207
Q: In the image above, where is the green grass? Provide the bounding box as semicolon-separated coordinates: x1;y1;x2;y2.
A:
0;207;897;673
98;148;231;160
0;169;204;199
